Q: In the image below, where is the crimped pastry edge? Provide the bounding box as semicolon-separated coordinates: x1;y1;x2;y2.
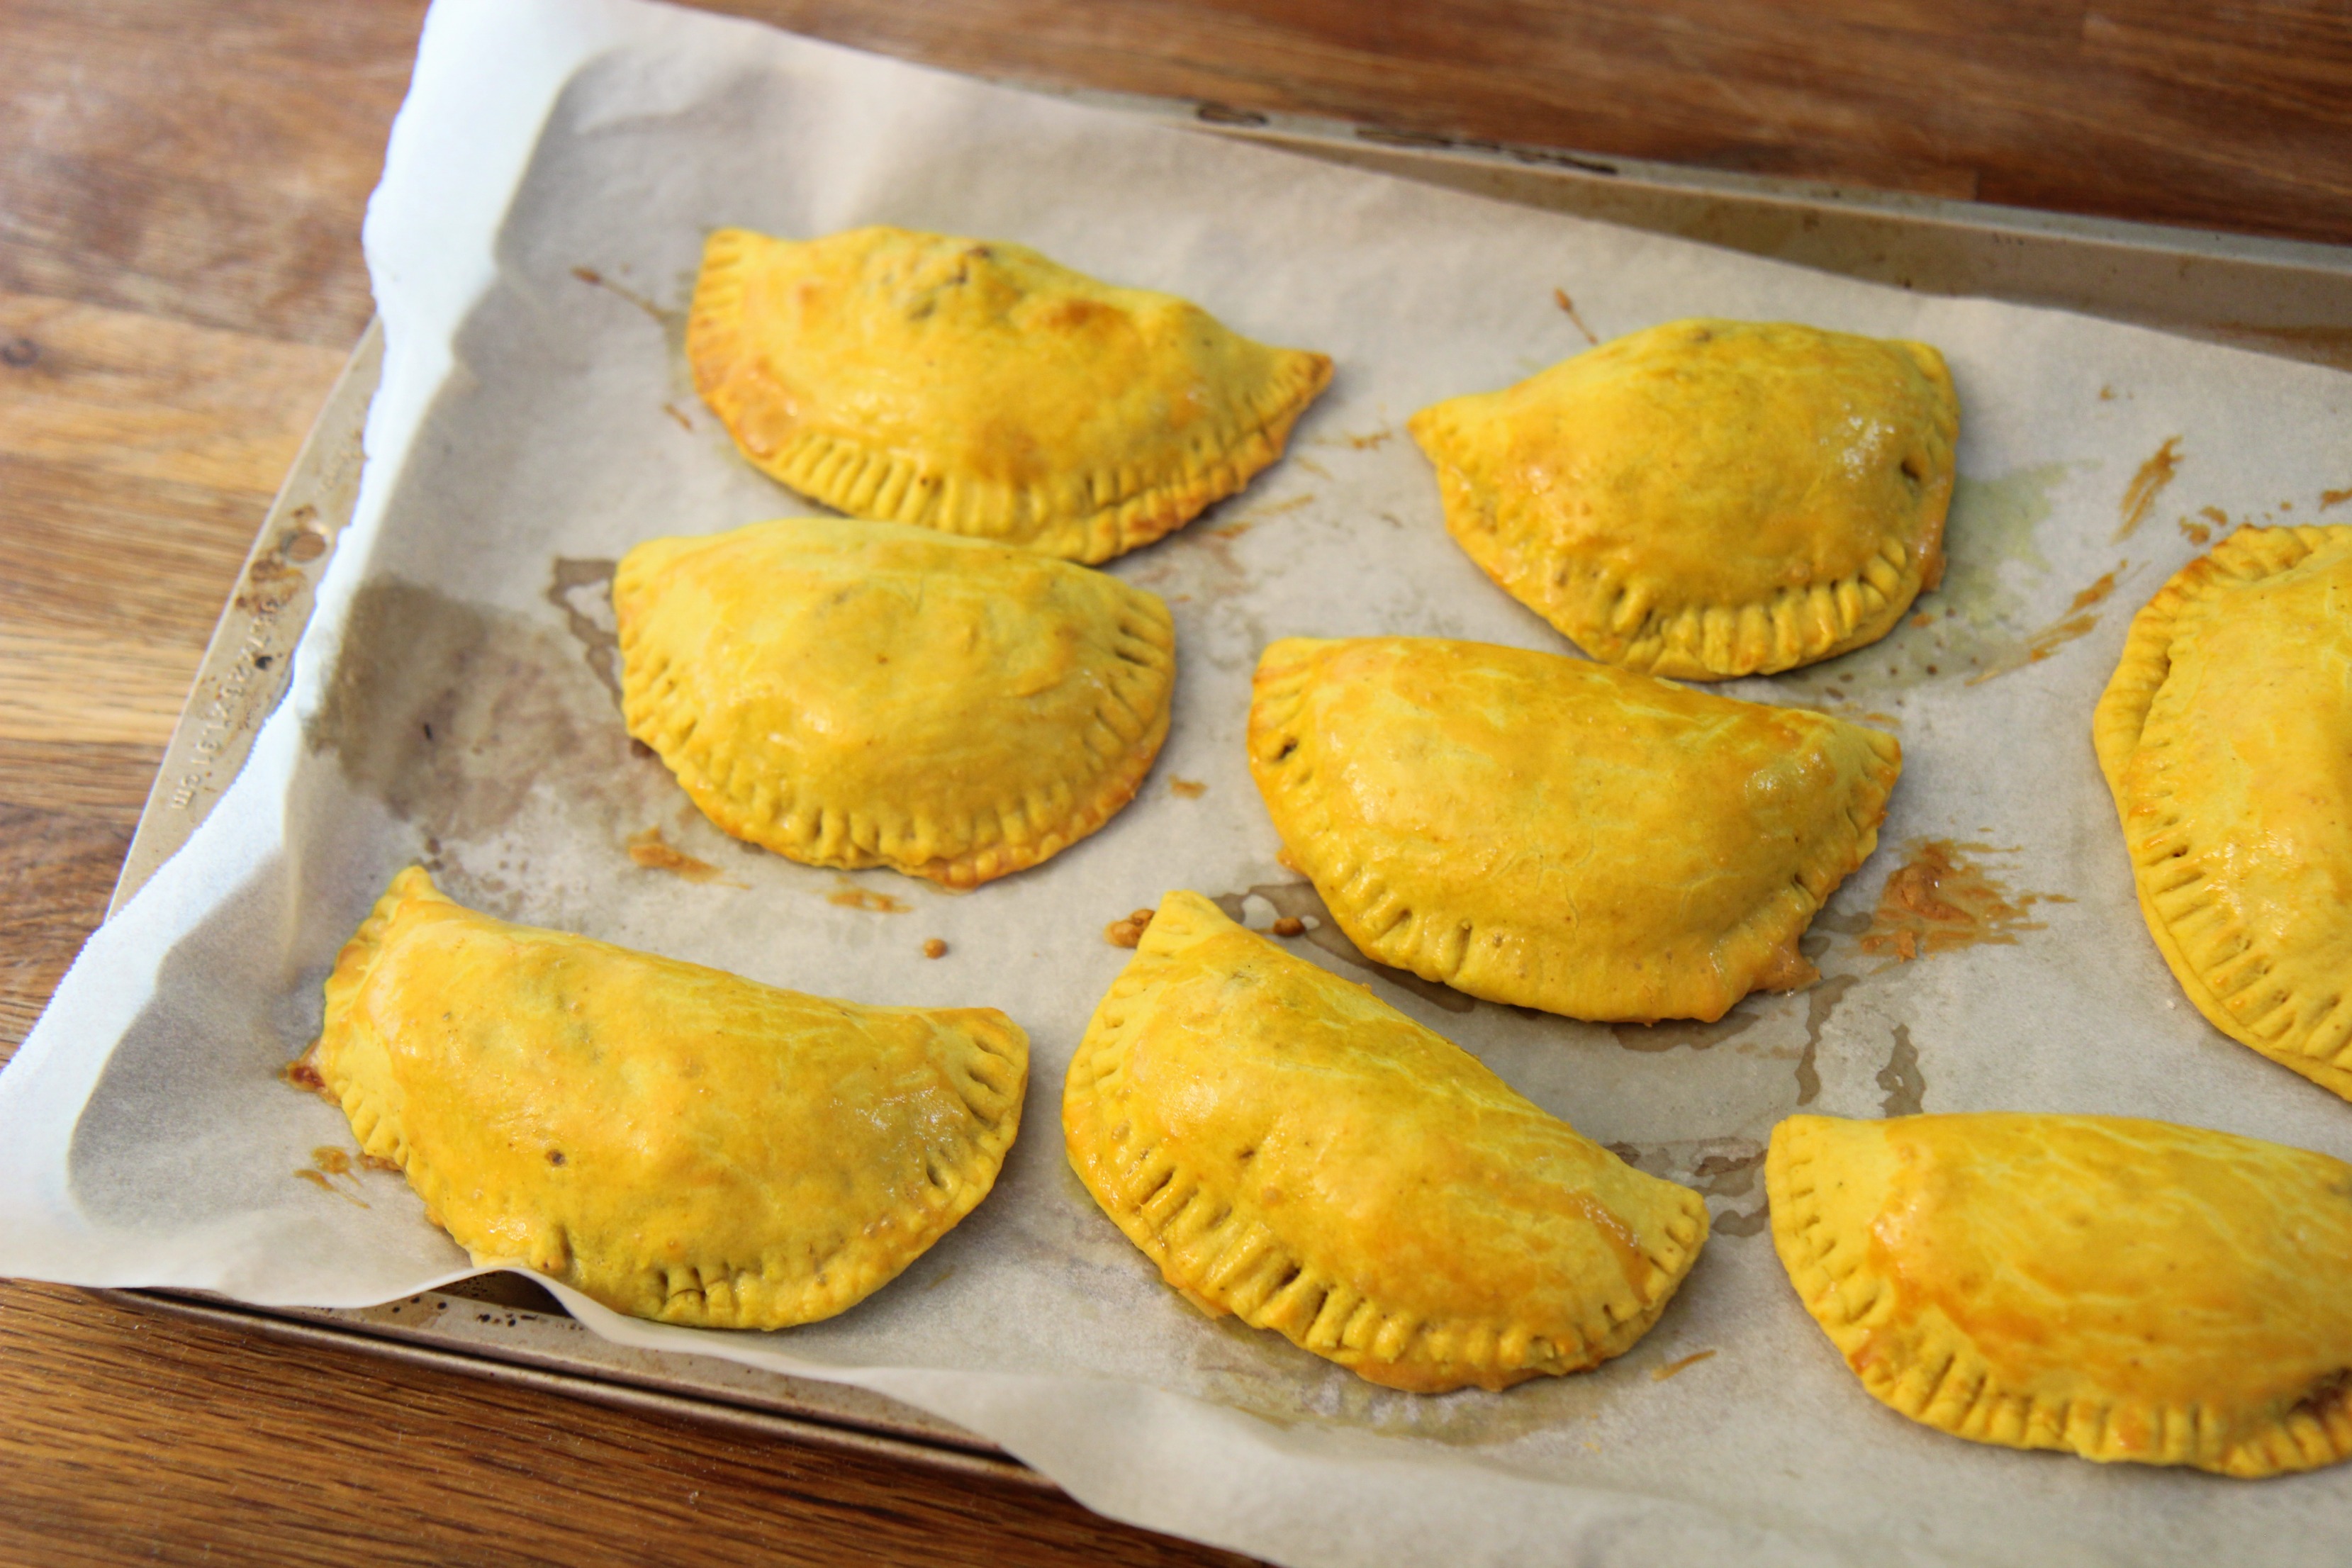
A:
1063;890;1708;1393
2090;524;2352;1095
615;521;1177;889
689;227;1333;564
1406;335;1954;680
1765;1113;2352;1477
1247;637;1901;1021
308;867;1030;1330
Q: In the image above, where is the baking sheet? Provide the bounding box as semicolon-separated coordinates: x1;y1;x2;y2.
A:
7;0;2352;1562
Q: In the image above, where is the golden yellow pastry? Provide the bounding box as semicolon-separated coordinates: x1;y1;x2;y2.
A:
1409;319;1957;678
1248;637;1900;1022
1767;1112;2352;1477
1065;891;1708;1392
688;225;1333;564
2093;525;2352;1099
305;867;1027;1329
617;517;1175;888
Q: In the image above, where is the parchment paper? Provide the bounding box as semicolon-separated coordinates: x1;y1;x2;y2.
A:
6;0;2352;1562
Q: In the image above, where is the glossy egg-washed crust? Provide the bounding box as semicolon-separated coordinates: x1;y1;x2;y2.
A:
2093;525;2352;1100
305;868;1028;1330
1768;1113;2352;1477
688;226;1333;564
1409;319;1957;679
617;517;1175;888
1249;637;1900;1022
1065;891;1708;1392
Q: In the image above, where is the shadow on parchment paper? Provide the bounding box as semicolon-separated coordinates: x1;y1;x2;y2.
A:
301;577;678;921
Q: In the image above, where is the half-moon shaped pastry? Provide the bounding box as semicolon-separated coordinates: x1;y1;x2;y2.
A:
1065;890;1708;1392
2093;525;2352;1100
688;225;1333;564
1409;319;1957;678
1248;637;1900;1021
617;517;1175;888
1768;1112;2352;1477
304;868;1027;1329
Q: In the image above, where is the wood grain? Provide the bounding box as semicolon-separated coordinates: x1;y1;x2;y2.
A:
1;0;2347;1564
703;0;2352;245
0;1282;1253;1568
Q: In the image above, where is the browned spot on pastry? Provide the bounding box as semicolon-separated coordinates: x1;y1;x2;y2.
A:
1169;777;1206;798
1651;1349;1717;1382
828;880;912;914
922;938;948;959
1106;908;1155;948
626;827;741;886
2114;436;2183;541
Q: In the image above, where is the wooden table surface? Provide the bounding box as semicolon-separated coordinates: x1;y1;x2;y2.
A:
3;1;2346;1562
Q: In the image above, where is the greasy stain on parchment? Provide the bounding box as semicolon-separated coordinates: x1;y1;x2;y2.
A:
569;265;700;416
1603;906;1871;1241
1766;464;2074;710
544;556;620;700
305;578;676;915
1124;509;1273;672
293;1146;368;1207
1551;286;1598;345
626;826;741;886
1861;839;2068;963
1962;561;2129;685
1610;1007;1764;1055
2114;437;2183;541
1877;1024;1926;1116
828;879;912;914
